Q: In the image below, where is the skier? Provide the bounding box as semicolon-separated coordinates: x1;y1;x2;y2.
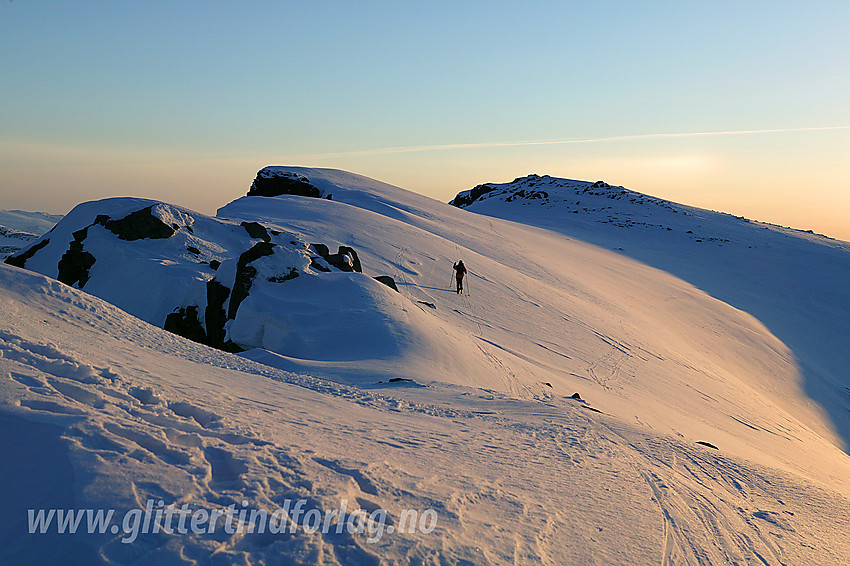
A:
452;260;467;294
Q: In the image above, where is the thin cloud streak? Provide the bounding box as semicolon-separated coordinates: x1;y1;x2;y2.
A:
290;126;850;159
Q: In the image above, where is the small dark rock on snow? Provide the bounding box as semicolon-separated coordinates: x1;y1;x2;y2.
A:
374;275;399;292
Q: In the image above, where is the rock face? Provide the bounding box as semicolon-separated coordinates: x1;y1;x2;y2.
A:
204;280;231;349
163;306;207;346
247;169;322;198
312;244;362;273
228;241;276;320
100;206;176;240
449;183;498;207
240;221;271;242
5;196;403;358
374;275;399;292
56;240;96;288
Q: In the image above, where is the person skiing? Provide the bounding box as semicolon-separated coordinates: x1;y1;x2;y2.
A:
452;260;467;294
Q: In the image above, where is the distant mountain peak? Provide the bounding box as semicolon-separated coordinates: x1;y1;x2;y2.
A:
0;210;63;260
449;174;682;219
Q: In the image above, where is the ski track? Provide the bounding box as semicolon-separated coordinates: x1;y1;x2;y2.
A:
601;420;797;566
3;313;849;564
4;164;850;564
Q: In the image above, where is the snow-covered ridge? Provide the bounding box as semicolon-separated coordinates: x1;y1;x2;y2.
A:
451;173;845;245
5;197;404;358
3;166;850;563
8;167;850;481
5;261;849;563
451;171;850;459
0;209;64;235
0;209;63;259
0;224;39;259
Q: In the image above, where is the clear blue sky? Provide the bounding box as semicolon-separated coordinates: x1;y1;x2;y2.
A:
2;1;848;239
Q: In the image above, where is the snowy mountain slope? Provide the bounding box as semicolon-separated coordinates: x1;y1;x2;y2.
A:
449;174;850;453
217;168;850;489
0;224;39;259
4;166;850;563
0;209;63;259
4;198;418;359
3;262;850;564
0;209;64;236
8;166;850;492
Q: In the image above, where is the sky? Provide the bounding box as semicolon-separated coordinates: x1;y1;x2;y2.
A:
1;0;848;240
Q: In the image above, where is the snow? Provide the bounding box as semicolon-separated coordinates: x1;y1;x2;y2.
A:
0;209;64;236
0;210;63;259
2;167;849;564
451;173;850;458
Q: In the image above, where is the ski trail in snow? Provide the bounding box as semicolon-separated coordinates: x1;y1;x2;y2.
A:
598;419;796;566
4;297;848;564
446;241;532;396
586;343;631;391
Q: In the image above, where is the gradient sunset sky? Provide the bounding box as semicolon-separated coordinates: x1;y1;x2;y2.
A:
2;1;848;240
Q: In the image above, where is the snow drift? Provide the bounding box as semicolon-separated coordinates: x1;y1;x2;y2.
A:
3;166;850;564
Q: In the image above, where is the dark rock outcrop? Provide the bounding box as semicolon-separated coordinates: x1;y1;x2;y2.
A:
164;305;207;344
312;243;331;257
247;170;322;198
57;228;97;288
205;280;231;348
504;189;548;203
99;206;176;240
228;242;276;319
164;282;242;352
241;221;271;242
57;244;96;288
238;241;276;267
450;177;556;208
312;244;362;273
54;226;98;288
5;238;50;268
374;275;399;292
450;183;498;207
336;246;362;273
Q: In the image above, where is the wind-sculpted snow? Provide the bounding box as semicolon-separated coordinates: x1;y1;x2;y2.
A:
5;197;407;360
215;168;850;485
2;263;849;564
451;173;850;453
3;166;850;563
